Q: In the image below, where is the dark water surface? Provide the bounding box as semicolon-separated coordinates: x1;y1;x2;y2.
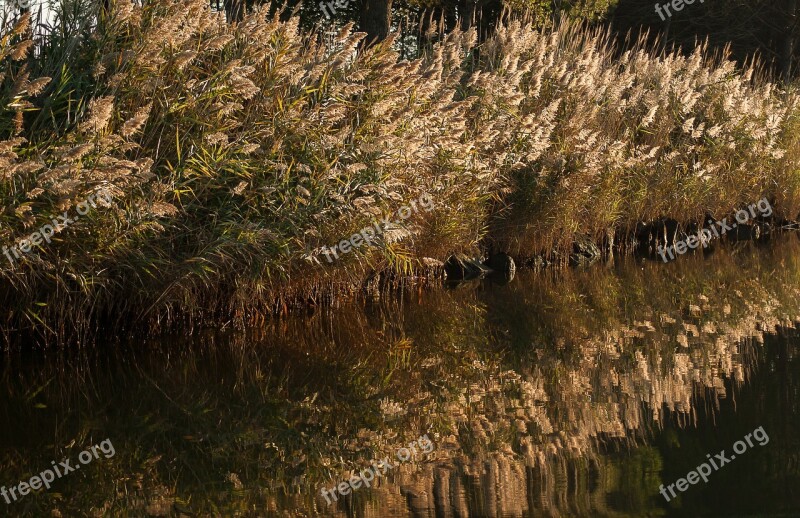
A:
3;239;800;517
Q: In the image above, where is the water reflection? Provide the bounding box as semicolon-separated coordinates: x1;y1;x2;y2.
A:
2;239;800;516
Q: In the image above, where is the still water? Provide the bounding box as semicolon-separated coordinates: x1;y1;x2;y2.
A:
2;238;800;516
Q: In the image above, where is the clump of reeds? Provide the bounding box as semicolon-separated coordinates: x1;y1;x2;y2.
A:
474;21;800;255
1;0;800;344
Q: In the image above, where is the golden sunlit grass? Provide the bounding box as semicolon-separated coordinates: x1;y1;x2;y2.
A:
1;0;800;343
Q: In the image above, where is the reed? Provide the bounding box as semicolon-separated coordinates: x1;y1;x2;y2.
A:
1;0;800;343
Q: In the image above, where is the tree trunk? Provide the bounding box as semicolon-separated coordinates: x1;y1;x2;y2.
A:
460;0;476;30
360;0;392;46
224;0;246;22
782;0;798;80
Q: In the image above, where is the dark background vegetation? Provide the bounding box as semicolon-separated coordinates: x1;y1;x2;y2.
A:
206;0;800;80
12;0;795;78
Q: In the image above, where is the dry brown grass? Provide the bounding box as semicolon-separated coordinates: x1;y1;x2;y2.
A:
1;2;800;343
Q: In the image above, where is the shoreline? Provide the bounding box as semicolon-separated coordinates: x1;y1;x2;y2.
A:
1;219;792;348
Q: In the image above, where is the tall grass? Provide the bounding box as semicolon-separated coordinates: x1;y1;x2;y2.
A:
1;0;800;343
480;23;800;255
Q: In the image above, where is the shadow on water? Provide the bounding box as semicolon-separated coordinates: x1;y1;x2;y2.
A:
2;239;800;516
